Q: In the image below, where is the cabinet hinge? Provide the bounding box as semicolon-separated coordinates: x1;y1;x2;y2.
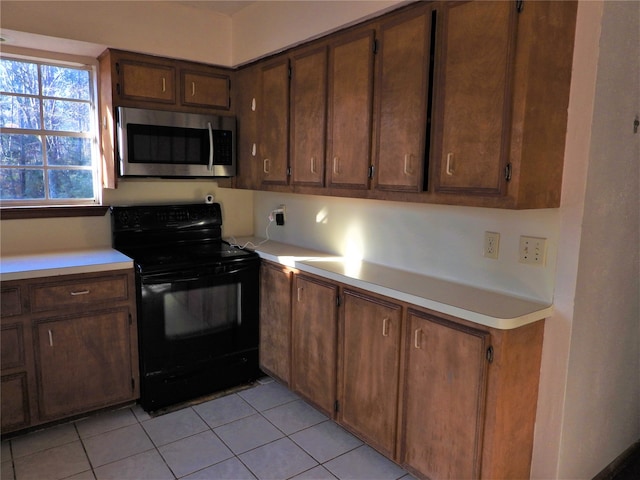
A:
504;163;512;182
516;0;524;13
288;66;292;79
486;346;494;364
286;166;292;176
116;83;121;95
336;295;341;307
128;313;132;325
334;400;340;413
131;378;135;391
373;39;379;55
115;62;120;75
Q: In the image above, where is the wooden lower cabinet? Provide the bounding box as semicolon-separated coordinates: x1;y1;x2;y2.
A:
291;274;338;415
258;261;294;384
257;262;545;479
400;309;490;479
338;289;402;458
0;269;139;435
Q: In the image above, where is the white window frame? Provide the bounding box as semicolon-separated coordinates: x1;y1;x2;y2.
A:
0;50;102;207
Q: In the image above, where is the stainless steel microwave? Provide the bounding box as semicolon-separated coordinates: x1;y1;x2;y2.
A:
116;106;236;178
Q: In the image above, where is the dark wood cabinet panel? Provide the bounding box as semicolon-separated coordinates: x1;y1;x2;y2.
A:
181;70;230;109
339;289;402;458
290;46;328;187
259;261;293;385
1;373;30;431
119;60;176;104
34;308;134;420
400;309;490;480
374;5;433;192
291;274;338;415
432;1;516;196
327;28;375;189
1;322;25;370
1;286;22;317
233;64;261;190
259;57;290;186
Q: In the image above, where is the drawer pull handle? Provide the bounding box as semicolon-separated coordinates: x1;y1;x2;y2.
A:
404;154;413;175
48;329;53;347
382;317;390;337
191;81;196;97
70;290;90;296
263;158;270;174
333;156;340;175
161;77;166;93
414;328;422;349
310;156;316;174
297;287;303;302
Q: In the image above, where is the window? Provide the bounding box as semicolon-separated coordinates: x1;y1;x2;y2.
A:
0;56;100;206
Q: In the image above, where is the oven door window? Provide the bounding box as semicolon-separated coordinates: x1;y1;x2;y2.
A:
163;282;240;339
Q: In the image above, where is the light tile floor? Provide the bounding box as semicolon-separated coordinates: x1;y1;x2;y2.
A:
1;378;416;480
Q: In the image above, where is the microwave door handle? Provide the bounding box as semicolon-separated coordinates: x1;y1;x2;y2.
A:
207;122;214;171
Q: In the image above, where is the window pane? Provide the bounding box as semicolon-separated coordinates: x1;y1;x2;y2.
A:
0;169;45;200
46;136;92;166
43;99;90;132
0;59;39;95
42;65;90;100
0;95;41;129
48;169;93;199
0;134;43;166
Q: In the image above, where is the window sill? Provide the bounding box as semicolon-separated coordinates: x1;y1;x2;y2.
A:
1;205;110;220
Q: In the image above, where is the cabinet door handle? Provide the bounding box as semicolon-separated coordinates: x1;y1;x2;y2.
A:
263;158;270;174
161;77;166;93
404;154;413;175
251;97;256;112
333;156;340;175
446;153;455;175
48;329;53;347
382;317;390;337
297;287;303;302
191;81;196;97
310;156;316;174
414;328;422;349
70;290;90;296
252;143;257;157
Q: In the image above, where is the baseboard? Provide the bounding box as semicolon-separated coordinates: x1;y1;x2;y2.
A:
593;440;640;480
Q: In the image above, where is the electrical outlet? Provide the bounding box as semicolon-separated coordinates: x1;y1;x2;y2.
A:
483;231;500;259
519;236;546;265
269;204;286;226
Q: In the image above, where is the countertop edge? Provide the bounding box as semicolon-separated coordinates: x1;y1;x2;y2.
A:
1;249;134;281
238;238;551;330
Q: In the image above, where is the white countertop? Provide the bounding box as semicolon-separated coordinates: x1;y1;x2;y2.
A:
230;237;552;330
0;249;134;281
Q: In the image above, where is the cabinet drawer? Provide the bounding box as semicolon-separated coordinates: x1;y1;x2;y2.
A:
30;275;129;312
1;323;25;370
1;286;23;317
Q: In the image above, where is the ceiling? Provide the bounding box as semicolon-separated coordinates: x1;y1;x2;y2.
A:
176;1;255;16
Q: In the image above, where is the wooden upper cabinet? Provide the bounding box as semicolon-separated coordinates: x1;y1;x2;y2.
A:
432;0;517;197
327;28;375;189
290;46;328;187
400;309;490;480
181;70;230;110
374;4;434;192
233;63;261;190
118;60;176;104
338;289;402;458
259;56;290;186
291;274;338;416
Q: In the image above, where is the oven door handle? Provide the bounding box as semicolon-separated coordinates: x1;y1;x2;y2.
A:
141;264;256;285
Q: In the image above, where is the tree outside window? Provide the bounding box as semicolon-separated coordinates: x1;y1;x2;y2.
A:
0;57;99;205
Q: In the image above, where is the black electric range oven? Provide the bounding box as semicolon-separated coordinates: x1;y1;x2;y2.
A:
111;203;261;411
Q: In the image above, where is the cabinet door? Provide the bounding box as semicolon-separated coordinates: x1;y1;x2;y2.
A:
374;5;433;192
259;262;293;385
290;46;328;187
433;1;517;196
1;373;30;431
118;60;176;104
234;64;261;190
291;274;338;415
339;290;402;458
34;308;135;420
401;309;490;480
259;57;290;186
327;28;375;189
182;70;230;110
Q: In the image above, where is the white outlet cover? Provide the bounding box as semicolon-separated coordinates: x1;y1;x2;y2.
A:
483;231;500;259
